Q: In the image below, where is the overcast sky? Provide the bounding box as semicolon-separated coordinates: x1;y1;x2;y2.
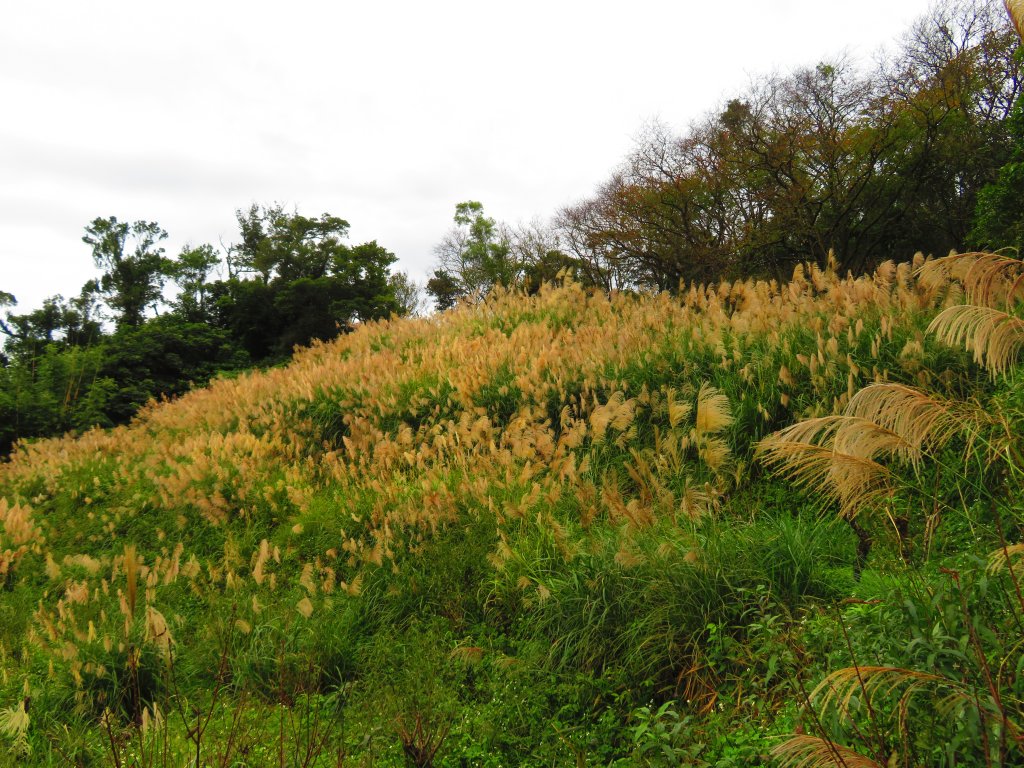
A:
2;0;940;312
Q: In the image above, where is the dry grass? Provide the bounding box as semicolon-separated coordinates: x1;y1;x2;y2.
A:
928;304;1024;378
1006;1;1024;41
756;418;897;518
0;262;947;559
0;255;966;584
771;735;883;768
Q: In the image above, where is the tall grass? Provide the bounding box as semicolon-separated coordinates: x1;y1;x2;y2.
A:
0;253;1005;764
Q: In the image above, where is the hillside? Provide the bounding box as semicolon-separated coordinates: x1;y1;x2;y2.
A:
1;253;1023;766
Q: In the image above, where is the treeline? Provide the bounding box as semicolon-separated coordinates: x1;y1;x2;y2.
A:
428;0;1024;306
0;205;420;454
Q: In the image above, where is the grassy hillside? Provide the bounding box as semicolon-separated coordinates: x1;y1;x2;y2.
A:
1;252;1023;766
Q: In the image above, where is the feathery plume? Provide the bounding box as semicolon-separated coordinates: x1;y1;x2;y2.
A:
756;417;899;518
771;735;883;768
695;382;731;437
0;699;30;756
1006;1;1024;40
845;384;962;462
812;665;950;718
928;304;1024;378
666;387;692;429
918;251;1024;309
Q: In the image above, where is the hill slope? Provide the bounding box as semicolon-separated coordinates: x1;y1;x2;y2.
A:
1;255;1022;766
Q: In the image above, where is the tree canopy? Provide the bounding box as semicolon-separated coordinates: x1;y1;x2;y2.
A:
1;205;406;454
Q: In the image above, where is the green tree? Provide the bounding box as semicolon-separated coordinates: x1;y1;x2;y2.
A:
388;271;428;317
426;269;462;312
213;207;399;361
171;244;221;322
273;212;352;281
429;202;520;306
971;92;1024;251
227;205;353;283
230;203;278;282
0;291;18;350
0;291;103;362
82;217;171;327
96;317;247;423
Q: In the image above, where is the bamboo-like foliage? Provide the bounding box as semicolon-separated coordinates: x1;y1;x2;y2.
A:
771;735;883;768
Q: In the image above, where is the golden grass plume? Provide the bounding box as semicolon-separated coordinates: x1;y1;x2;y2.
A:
758;378;984;517
1007;1;1024;40
812;665;951;718
0;699;30;755
771;735;883;768
695;382;732;437
917;251;1024;309
928;304;1024;378
756;417;898;518
845;383;962;461
986;542;1024;576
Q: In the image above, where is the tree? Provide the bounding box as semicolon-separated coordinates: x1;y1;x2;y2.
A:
554;1;1021;287
0;291;17;345
171;244;221;322
425;270;463;312
0;290;103;362
227;204;353;283
503;219;598;293
97;317;247;424
971;94;1024;251
229;203;281;282
429;202;521;306
213;207;400;361
82;217;171;327
388;272;429;317
970;1;1024;251
880;0;1021;259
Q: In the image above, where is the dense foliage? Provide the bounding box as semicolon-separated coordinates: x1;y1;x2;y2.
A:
0;207;410;455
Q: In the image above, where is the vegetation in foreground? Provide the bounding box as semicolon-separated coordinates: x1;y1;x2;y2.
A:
1;249;1023;766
